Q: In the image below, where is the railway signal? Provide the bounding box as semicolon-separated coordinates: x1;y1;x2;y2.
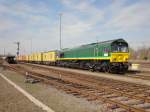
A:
14;42;20;56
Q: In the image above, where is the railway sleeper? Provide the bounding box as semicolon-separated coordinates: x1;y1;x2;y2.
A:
71;92;80;96
87;96;98;101
79;94;89;97
121;99;144;105
104;103;118;109
96;92;111;96
113;108;127;112
111;96;129;101
25;78;40;84
103;94;119;99
133;103;150;109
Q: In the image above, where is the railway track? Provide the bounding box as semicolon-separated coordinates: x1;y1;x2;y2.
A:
130;60;150;69
3;63;150;112
23;62;150;81
127;61;150;80
126;73;150;80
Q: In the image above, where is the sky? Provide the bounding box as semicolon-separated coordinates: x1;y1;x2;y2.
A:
0;0;150;55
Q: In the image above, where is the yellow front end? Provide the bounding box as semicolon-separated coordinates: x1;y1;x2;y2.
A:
110;53;129;62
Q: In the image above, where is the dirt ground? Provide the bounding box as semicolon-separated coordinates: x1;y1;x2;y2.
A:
0;67;108;112
0;73;47;112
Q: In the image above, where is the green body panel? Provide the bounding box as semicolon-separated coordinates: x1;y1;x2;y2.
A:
60;39;128;60
61;41;112;59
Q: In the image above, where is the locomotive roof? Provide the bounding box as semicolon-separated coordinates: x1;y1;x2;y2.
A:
61;38;128;51
88;38;127;45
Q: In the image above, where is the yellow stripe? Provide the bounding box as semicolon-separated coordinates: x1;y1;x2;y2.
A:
111;52;129;55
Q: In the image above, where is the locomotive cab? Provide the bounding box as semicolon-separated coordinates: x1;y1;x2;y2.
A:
109;39;130;73
110;39;129;62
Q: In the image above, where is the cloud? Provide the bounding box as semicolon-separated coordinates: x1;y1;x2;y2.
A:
0;18;17;32
0;0;150;55
105;1;150;32
59;0;105;46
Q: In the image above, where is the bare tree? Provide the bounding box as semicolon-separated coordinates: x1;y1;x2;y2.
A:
130;46;150;60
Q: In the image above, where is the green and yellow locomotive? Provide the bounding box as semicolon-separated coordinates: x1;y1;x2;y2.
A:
17;38;130;74
57;38;129;73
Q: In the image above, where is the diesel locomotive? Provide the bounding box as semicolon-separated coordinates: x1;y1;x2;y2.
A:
17;38;130;73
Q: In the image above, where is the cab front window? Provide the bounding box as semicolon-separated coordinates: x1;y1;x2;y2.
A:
112;43;129;52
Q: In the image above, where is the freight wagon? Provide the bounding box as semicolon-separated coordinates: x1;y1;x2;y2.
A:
42;51;58;65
